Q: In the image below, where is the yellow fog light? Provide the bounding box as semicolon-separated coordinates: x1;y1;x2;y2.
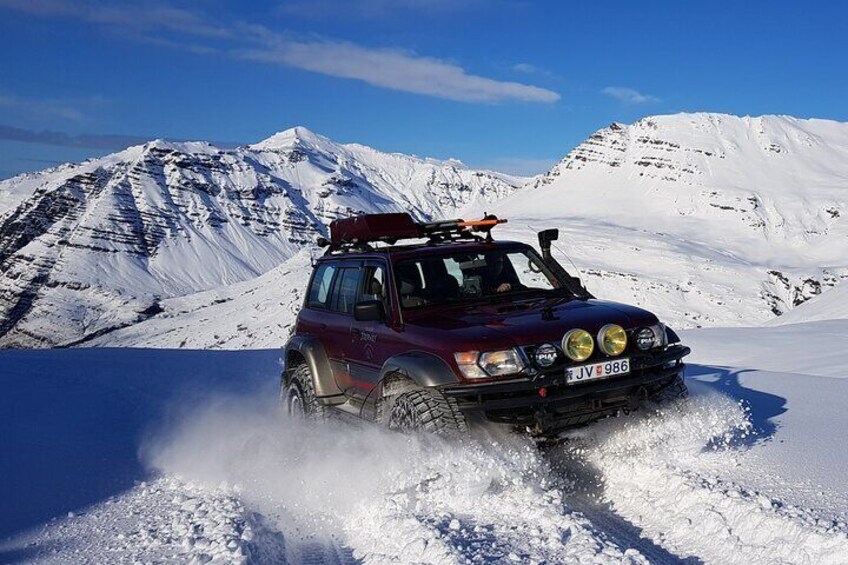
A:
598;324;627;356
562;329;594;362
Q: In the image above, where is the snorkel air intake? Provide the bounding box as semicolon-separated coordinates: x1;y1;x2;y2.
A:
537;228;593;299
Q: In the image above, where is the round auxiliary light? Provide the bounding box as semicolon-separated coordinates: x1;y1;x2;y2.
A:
636;327;657;351
598;324;628;356
562;329;594;362
534;343;558;367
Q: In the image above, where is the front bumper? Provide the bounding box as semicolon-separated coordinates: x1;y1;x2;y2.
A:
441;344;691;432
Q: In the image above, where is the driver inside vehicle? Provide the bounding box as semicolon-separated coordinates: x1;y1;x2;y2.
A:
483;252;523;294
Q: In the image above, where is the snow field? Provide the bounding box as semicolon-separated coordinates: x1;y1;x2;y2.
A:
3;318;848;563
1;477;285;564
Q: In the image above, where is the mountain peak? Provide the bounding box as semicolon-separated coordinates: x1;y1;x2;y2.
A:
249;126;334;151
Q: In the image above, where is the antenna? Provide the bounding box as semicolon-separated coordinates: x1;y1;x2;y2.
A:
551;240;589;291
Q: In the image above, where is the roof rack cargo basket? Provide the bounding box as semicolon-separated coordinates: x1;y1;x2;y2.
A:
318;212;506;251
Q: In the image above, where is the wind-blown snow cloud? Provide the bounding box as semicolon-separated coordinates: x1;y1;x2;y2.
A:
0;0;559;104
601;86;660;105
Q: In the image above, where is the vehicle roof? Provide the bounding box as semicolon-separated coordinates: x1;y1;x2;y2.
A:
316;239;531;263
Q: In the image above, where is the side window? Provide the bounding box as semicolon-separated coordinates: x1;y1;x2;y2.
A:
307;263;337;308
332;267;361;314
444;257;464;286
359;265;386;303
507;252;555;290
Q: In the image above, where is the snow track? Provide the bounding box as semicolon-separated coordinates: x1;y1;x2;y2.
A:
7;388;848;564
555;389;848;565
135;387;848;564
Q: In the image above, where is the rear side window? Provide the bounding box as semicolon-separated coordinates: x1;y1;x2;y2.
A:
307;263;337;308
332;267;361;314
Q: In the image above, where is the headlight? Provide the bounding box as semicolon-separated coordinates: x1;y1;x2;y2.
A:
598;324;627;356
562;329;594;362
454;349;524;379
534;343;558;367
635;324;666;351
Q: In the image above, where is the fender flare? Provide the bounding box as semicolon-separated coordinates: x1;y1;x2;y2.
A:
379;351;460;391
284;336;344;400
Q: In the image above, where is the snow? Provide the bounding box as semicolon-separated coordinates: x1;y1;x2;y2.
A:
38;112;844;351
88;249;314;349
484;113;848;328
766;281;848;326
2;112;848;561
0;127;523;347
3;319;848;563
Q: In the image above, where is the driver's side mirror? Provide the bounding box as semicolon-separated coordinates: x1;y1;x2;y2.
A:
354;300;385;322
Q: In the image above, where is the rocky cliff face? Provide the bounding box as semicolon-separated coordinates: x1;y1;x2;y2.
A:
0;128;522;347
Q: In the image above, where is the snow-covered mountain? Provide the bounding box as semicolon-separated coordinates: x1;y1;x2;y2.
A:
766;280;848;326
485;113;848;328
2;113;847;348
0;127;522;347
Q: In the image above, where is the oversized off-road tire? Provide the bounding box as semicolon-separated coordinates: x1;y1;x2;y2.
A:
282;364;326;419
386;388;468;435
646;373;689;405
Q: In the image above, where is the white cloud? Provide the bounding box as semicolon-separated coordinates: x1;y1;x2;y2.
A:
511;63;538;74
511;62;558;80
0;93;97;121
601;86;660;105
278;0;482;19
0;0;559;104
239;39;560;103
0;0;230;36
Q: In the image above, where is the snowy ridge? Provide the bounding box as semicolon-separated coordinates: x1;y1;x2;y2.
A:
87;113;848;349
89;249;313;349
0;128;522;347
765;280;848;326
485;113;848;328
1;113;847;348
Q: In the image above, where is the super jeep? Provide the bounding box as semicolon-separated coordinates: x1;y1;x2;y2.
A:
282;213;690;436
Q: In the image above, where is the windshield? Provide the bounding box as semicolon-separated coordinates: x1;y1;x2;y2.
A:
394;247;564;309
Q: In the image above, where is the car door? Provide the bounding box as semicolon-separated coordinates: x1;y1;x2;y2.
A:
325;261;364;397
344;261;387;401
346;260;410;413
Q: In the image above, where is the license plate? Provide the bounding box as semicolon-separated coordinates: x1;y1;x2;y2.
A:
566;358;630;384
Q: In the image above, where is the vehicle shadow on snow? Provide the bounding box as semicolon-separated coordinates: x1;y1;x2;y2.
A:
685;364;787;445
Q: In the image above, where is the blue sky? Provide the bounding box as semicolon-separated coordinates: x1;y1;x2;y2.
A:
1;0;846;179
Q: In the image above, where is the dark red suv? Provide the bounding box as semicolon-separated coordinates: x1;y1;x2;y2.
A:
282;213;690;435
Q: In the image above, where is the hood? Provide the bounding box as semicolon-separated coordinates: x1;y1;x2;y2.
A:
406;297;659;350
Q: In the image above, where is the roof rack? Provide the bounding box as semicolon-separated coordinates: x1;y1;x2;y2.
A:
317;212;507;253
